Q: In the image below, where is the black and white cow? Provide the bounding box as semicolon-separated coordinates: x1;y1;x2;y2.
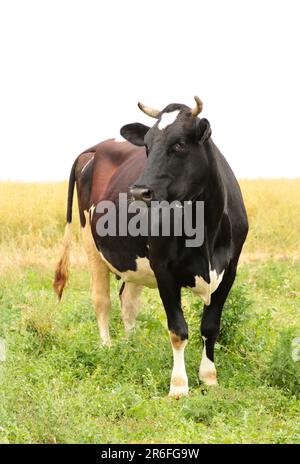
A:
54;97;248;396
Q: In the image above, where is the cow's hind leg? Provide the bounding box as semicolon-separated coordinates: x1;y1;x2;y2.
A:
200;265;237;386
119;282;143;334
81;217;111;346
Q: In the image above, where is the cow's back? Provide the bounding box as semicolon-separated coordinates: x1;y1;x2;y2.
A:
75;139;146;223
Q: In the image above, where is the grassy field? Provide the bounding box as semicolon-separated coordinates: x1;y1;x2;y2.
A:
0;180;300;444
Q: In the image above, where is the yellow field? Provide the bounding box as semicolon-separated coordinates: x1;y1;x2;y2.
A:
0;179;299;274
239;179;300;259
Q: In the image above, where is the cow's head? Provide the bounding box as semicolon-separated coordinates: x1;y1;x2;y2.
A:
120;97;212;203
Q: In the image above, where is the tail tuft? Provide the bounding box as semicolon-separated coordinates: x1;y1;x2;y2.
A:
53;223;72;300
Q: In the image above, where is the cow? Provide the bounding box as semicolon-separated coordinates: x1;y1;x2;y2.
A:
53;97;248;397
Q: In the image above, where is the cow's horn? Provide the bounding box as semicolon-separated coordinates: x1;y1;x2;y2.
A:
191;96;203;117
137;102;160;119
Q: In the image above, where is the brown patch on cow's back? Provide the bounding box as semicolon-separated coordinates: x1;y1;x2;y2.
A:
74;140;146;225
90;141;146;204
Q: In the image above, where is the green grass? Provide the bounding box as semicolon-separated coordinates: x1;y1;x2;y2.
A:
0;261;299;444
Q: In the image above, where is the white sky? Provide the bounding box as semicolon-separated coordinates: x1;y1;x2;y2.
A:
1;0;299;181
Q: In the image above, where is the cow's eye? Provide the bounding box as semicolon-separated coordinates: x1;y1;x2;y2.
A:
172;141;186;152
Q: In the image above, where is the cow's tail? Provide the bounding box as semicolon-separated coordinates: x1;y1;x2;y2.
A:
53;159;77;300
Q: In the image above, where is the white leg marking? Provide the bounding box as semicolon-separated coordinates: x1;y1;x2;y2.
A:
199;337;218;386
82;211;111;346
169;332;188;397
158;110;180;130
120;283;143;334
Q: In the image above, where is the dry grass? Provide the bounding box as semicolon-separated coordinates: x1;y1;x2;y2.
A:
0;182;82;275
240;179;300;256
0;179;299;275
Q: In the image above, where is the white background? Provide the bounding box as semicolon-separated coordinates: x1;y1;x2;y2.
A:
1;0;299;181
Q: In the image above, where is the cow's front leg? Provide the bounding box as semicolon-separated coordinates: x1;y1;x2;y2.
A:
155;267;189;397
169;331;188;397
200;265;237;386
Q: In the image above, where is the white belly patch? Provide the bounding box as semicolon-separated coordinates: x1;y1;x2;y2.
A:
189;269;224;306
100;254;157;288
100;248;224;303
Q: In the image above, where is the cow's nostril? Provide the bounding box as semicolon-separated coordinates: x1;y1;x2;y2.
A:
141;189;152;202
130;186;153;204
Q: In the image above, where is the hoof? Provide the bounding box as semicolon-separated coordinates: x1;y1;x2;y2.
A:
101;338;112;347
168;387;189;398
199;368;218;386
199;348;218;386
169;376;189;398
124;322;136;337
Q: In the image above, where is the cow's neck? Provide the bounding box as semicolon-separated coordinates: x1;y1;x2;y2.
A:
202;140;231;269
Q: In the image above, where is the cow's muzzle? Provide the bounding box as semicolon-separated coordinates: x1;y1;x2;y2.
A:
130;185;153;204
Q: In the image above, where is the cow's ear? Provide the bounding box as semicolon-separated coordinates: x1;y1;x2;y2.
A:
196;118;211;143
120;123;150;147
